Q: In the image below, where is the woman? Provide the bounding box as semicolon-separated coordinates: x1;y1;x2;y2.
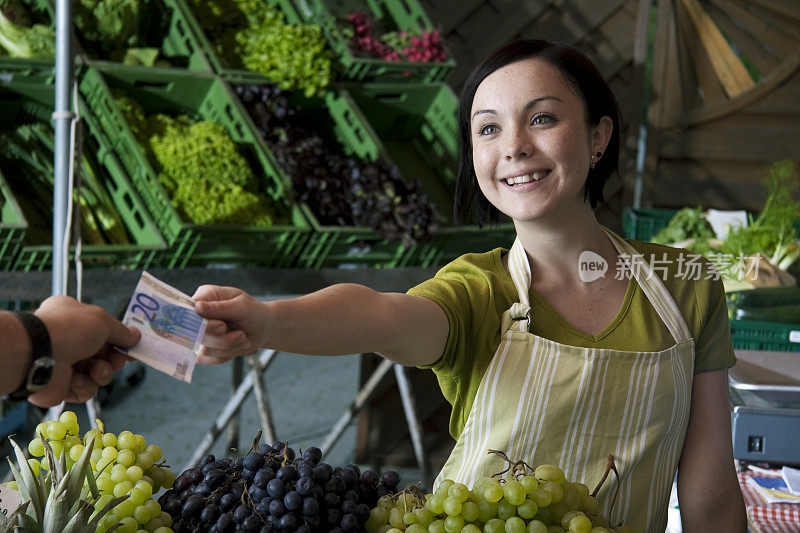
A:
194;40;745;532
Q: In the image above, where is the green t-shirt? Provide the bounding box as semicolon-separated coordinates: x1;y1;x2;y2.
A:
407;238;737;440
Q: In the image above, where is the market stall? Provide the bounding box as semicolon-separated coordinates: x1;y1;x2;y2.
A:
2;0;800;532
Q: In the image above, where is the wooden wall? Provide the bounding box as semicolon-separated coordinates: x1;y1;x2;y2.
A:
647;67;800;212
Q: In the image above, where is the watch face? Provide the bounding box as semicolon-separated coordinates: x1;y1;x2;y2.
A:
29;357;55;390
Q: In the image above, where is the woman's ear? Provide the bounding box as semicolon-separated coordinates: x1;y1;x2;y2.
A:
592;115;613;155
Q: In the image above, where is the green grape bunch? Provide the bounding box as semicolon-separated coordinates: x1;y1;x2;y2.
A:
5;410;177;533
365;452;636;533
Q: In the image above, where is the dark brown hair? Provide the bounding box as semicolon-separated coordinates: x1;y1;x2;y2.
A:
454;39;622;226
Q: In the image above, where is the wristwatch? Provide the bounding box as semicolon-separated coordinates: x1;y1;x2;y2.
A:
6;312;55;401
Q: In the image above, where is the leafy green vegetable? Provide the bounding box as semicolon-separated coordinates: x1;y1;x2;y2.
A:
0;0;54;58
73;0;140;52
720;160;800;270
0;122;131;245
119;46;160;67
652;206;716;246
186;0;331;97
115;95;283;226
651;160;800;283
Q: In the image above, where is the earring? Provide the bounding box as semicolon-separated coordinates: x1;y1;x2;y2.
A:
590;152;602;169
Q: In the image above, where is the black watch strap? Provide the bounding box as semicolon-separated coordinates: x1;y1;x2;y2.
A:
6;312;54;401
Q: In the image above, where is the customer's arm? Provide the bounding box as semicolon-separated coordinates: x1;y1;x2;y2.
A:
1;296;140;406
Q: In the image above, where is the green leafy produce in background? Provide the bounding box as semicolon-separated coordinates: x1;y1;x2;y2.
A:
115;94;283;226
186;0;331;97
73;0;139;51
652;160;800;283
652;206;716;250
0;0;54;58
720;160;800;272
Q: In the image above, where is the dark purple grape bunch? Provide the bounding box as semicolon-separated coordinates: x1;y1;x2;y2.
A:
159;452;247;532
159;439;401;533
234;82;439;247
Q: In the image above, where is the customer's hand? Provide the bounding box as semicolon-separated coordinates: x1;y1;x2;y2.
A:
29;296;140;407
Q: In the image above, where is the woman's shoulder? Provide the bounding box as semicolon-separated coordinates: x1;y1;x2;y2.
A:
433;247;511;280
408;247;515;304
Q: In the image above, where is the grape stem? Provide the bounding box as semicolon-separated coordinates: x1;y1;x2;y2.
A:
590;454;621;526
486;449;533;479
395;483;426;512
250;429;263;456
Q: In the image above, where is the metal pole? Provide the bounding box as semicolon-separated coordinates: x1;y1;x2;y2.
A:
248;352;277;445
632;0;655;209
319;358;393;457
226;357;244;453
183;350;278;471
393;364;429;483
52;0;74;296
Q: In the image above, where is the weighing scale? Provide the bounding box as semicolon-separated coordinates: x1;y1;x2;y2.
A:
730;349;800;465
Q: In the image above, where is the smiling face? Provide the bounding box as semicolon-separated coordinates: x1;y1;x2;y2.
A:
470;57;612;225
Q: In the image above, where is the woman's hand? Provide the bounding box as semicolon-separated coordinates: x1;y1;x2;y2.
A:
193;285;270;364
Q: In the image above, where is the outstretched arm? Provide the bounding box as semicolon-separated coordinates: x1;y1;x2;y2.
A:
677;368;746;532
194;283;449;367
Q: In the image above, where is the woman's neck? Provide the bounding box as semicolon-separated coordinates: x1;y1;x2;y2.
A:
513;205;617;286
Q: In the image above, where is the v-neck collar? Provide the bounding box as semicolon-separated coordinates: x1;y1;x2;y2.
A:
493;243;638;342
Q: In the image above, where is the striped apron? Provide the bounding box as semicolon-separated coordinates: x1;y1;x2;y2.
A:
435;230;695;532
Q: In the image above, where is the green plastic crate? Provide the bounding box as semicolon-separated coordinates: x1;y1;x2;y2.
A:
280;0;455;83
341;82;516;267
227;78;421;268
300;89;420;268
75;0;213;71
0;69;166;271
622;207;800;243
81;65;312;268
0;170;27;271
0;0;210;71
729;319;800;352
622;207;678;242
176;0;454;84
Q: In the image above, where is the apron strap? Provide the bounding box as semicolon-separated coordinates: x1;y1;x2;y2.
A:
505;229;692;343
507;239;532;332
604;229;692;344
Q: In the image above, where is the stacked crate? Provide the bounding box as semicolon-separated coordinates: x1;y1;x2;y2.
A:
0;0;508;270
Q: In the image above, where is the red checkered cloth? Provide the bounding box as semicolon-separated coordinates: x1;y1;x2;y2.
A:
738;471;800;533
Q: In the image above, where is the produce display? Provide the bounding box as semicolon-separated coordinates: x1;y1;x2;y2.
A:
0;122;132;246
159;436;401;533
364;453;627;533
0;0;54;58
115;93;285;227
652;160;800;290
235;83;439;247
185;0;331;97
2;410;176;532
344;12;446;64
73;0;151;64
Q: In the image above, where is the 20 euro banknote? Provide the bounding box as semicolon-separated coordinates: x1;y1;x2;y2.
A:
119;272;207;382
